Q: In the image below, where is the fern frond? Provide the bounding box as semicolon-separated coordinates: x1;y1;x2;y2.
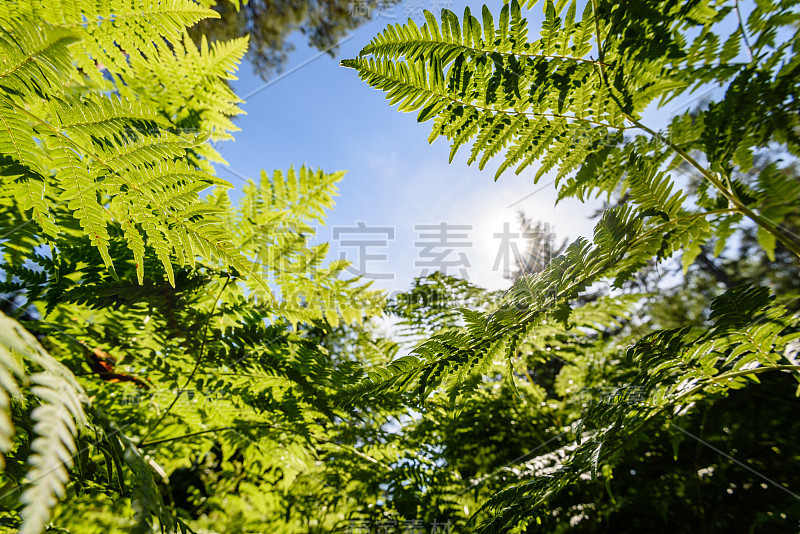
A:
7;0;218;80
343;1;626;181
125;32;247;149
345;197;740;408
0;311;89;534
0;2;270;293
49;93;171;146
50;137;114;268
0;104;58;238
473;284;799;532
752;163;800;260
625;155;686;220
0;21;77;99
19;373;87;534
0;104;48;179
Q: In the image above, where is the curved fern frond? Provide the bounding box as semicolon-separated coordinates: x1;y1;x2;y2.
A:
19;373;87;534
0;311;89;534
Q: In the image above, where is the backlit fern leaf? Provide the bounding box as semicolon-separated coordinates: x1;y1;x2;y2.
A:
0;105;49;179
2;0;217;81
343;0;755;206
216;166;377;310
0;22;77;99
0;312;89;534
126;32;248;148
50;138;114;268
625;155;686;220
343;0;625;181
49;94;172;146
19;373;87;534
0;7;269;293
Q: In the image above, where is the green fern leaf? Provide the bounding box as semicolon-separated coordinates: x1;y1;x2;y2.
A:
0;312;89;534
19;373;87;534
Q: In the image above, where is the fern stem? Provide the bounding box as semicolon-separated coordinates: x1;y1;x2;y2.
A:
142;427;394;469
363;39;610;67
706;364;800;383
51;8;215;30
590;0;606;74
141;275;231;443
734;0;754;62
140;422;279;448
353;63;623;130
624;113;800;258
317;438;394;471
0;219;33;240
444;95;621;130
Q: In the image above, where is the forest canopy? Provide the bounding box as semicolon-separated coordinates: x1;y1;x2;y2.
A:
0;0;799;533
190;0;400;79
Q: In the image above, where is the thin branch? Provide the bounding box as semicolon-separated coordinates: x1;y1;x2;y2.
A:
734;0;754;61
318;439;395;471
141;274;231;443
0;219;33;240
363;39;611;67
623;113;800;258
519;363;800;514
591;0;607;73
140;423;279;448
673;423;800;499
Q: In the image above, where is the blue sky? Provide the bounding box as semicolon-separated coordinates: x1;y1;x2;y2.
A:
212;0;727;294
